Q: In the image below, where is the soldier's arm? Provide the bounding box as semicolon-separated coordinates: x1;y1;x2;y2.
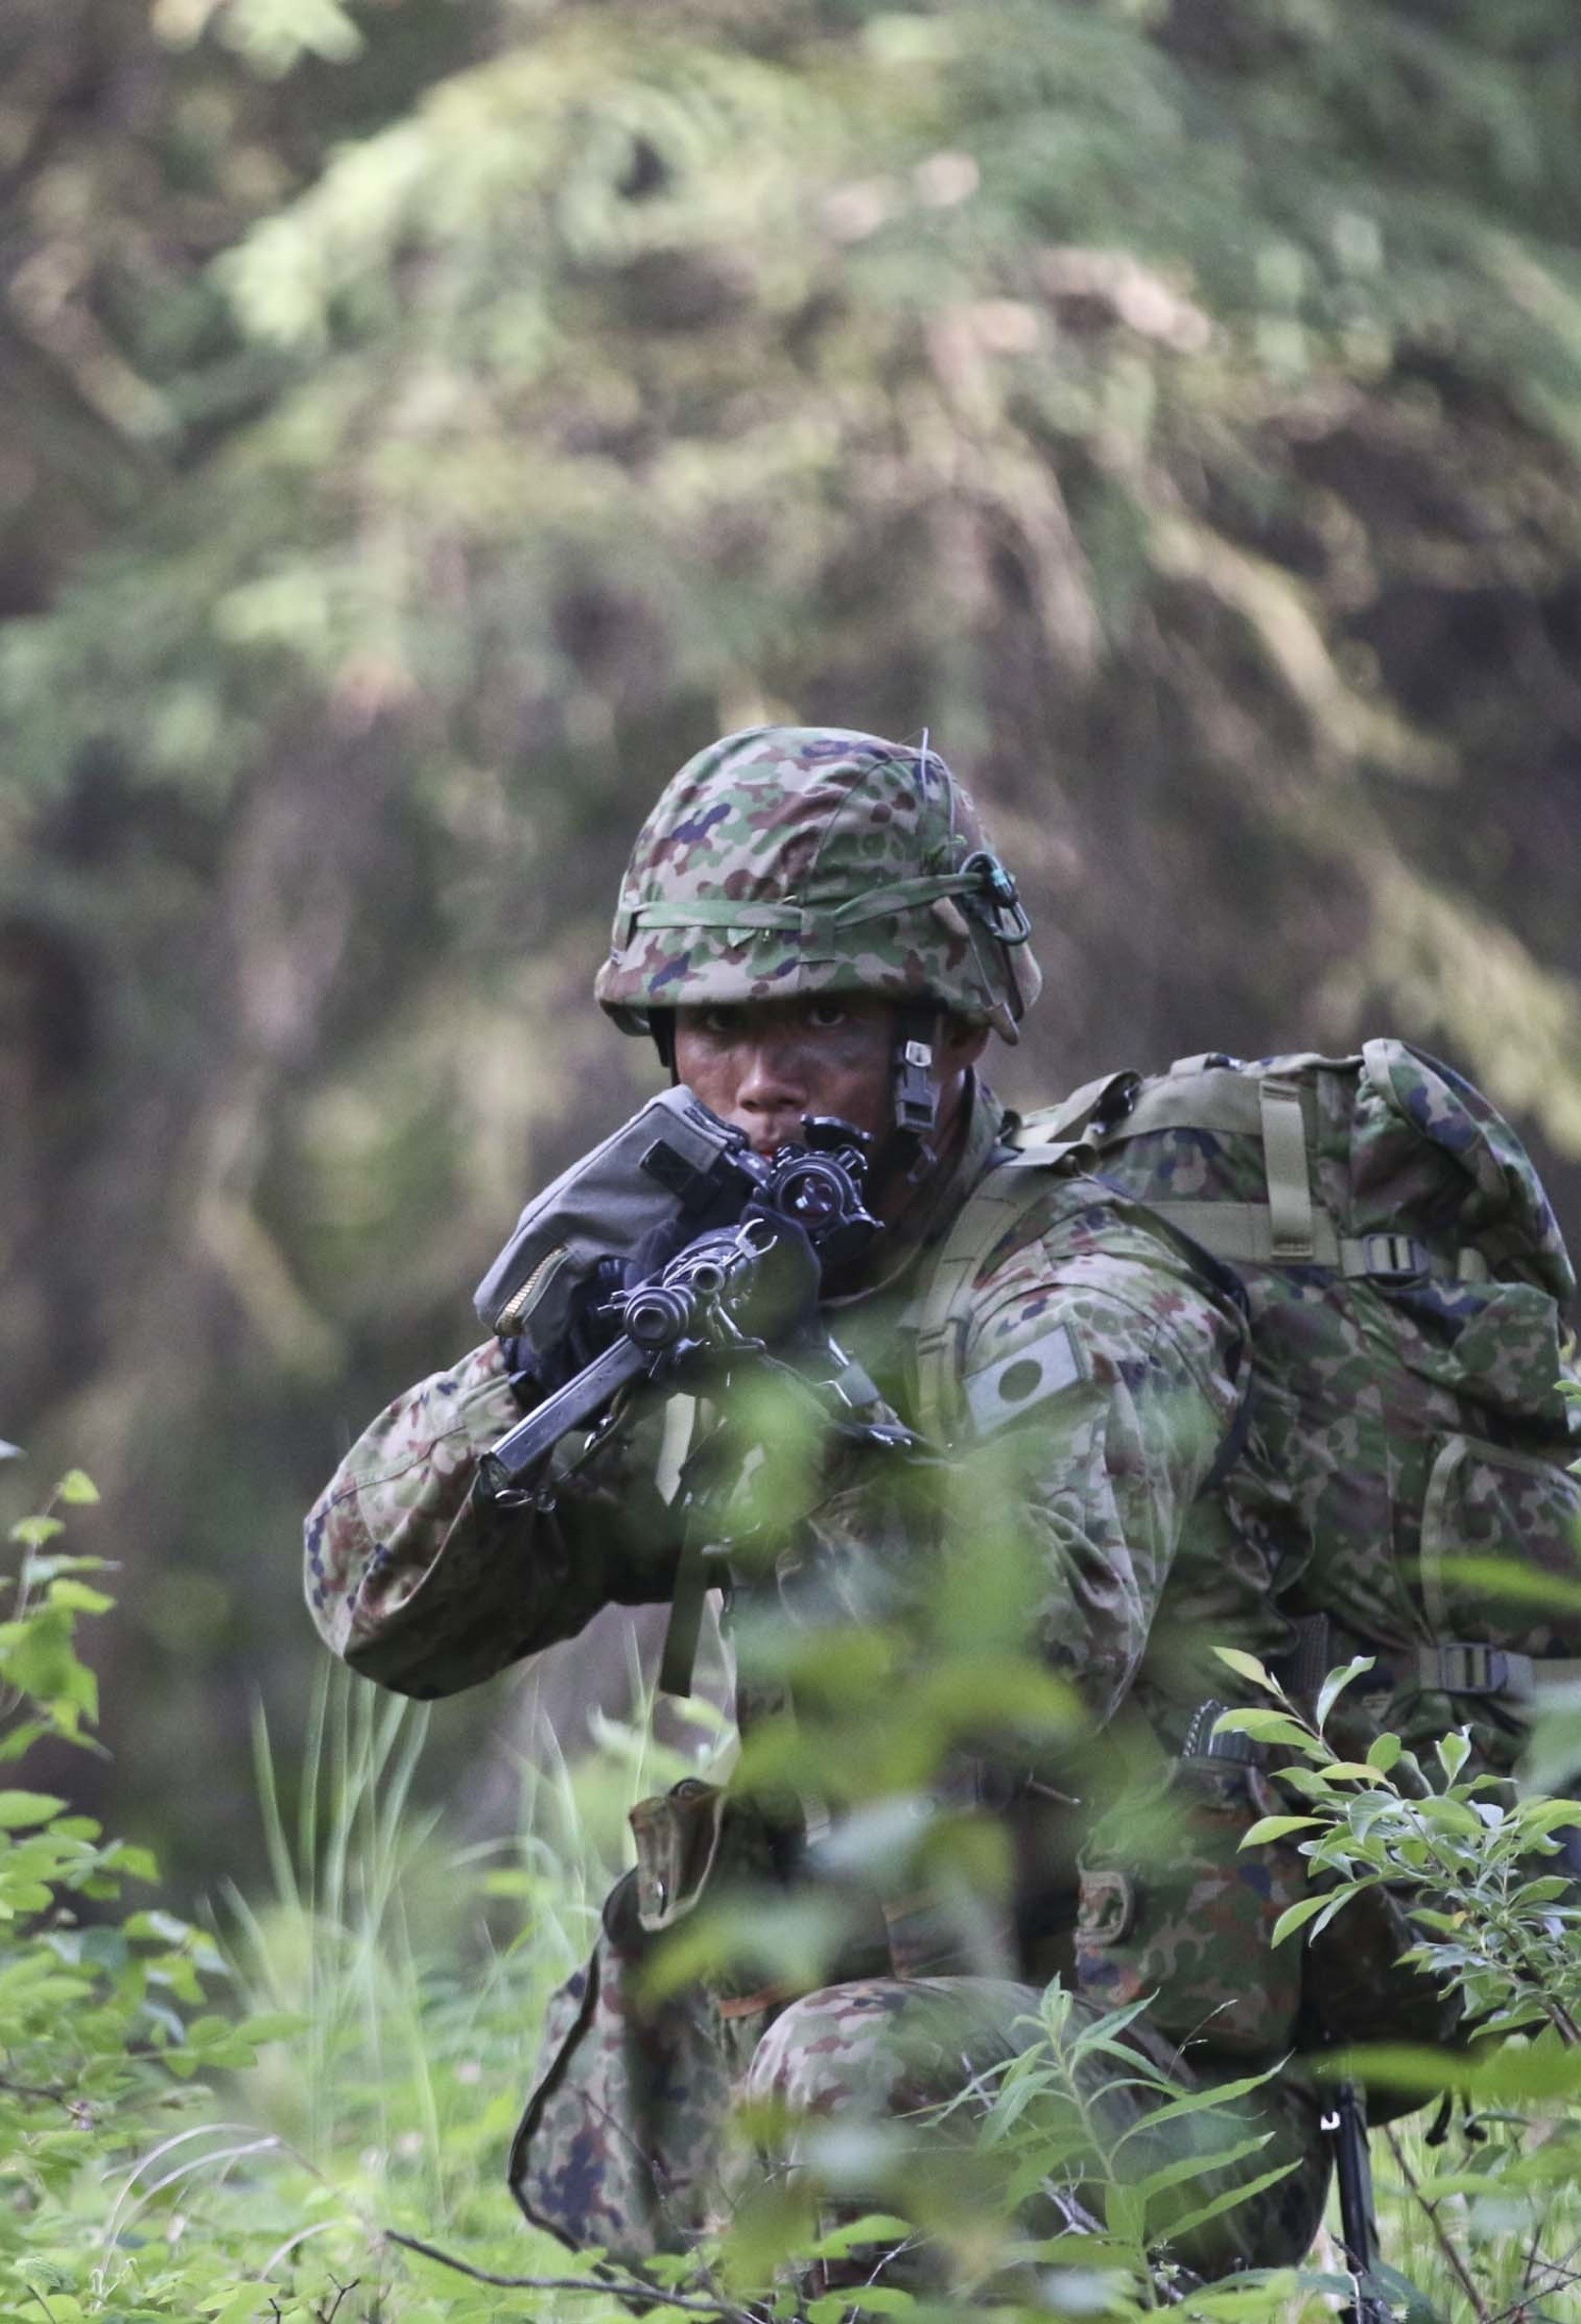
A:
953;1209;1245;1723
303;1339;683;1699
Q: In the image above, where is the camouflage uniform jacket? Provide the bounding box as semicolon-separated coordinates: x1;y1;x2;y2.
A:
305;1079;1274;1755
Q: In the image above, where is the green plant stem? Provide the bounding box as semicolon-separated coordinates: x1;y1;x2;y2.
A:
1382;2123;1493;2324
379;2227;754;2317
0;2073;73;2106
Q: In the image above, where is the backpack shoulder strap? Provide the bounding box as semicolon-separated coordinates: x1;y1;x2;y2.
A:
912;1142;1090;1441
1014;1068;1142;1148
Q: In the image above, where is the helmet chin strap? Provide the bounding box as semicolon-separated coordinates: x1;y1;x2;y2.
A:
883;1002;942;1186
649;1000;943;1187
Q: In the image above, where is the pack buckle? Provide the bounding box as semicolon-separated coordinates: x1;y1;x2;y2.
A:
1432;1642;1534;1700
1362;1232;1429;1285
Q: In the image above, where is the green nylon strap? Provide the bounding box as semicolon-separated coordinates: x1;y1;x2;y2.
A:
911;1144;1092;1442
1259;1078;1316;1259
616;870;992;944
1132;1198;1487;1283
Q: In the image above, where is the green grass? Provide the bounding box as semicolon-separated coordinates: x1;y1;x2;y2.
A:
37;1659;1577;2322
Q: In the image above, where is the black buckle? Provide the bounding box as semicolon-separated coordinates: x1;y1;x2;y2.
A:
1362;1231;1429;1285
1438;1642;1517;1697
962;850;1033;945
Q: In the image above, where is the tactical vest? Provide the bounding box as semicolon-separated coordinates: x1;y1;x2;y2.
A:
912;1040;1581;1771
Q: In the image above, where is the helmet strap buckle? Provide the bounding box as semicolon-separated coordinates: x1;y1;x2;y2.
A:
891;1005;940;1183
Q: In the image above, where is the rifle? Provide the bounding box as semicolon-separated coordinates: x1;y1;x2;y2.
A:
1324;2079;1392;2324
479;1119;909;1506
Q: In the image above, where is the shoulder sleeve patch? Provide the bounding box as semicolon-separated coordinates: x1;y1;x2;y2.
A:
964;1319;1086;1437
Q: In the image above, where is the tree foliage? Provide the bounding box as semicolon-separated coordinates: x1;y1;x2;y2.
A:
6;0;1581;1863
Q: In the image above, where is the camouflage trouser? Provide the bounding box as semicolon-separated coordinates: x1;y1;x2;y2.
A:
744;1976;1330;2292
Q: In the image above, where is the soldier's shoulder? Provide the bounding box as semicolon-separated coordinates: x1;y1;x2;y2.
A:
946;1164;1193;1302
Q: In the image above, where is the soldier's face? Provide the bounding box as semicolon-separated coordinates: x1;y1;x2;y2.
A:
672;994;985;1165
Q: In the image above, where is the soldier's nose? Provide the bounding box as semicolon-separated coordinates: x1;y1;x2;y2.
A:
736;1040;806;1118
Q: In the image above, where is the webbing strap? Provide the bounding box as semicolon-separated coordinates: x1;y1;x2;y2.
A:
912;1154;1086;1440
1132;1199;1483;1283
914;1150;1491;1431
1416;1644;1581;1702
617;869;994;947
1015;1071;1142;1147
1260;1079;1315;1259
1116;1071;1267;1142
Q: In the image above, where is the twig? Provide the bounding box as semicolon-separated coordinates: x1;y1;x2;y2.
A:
1383;2125;1493;2323
1519;2212;1544;2308
1491;2259;1581;2324
0;2072;73;2106
379;2227;744;2315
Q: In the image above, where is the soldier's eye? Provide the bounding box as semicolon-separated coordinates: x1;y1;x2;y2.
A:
807;1000;848;1028
698;1007;740;1036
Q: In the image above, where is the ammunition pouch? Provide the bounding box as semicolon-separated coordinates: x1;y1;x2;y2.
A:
1073;1729;1306;2062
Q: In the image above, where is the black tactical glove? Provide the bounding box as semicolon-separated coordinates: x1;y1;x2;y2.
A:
501;1217;701;1410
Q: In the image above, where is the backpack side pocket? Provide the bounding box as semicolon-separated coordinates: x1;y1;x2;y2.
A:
1074;1752;1306;2061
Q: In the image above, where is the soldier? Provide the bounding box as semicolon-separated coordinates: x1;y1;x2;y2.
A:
305;726;1331;2292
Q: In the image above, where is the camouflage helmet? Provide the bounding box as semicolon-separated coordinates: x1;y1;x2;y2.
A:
594;725;1043;1043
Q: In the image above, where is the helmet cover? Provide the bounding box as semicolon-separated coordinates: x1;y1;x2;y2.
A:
594;725;1042;1042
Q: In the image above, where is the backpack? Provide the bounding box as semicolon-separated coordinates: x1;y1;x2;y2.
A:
913;1040;1581;1772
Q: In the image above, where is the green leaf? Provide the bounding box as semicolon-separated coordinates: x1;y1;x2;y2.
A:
1240;1815;1322;1846
54;1469;100;1505
1315;1656;1375;1731
46;1580;113;1614
105;1843;160;1882
0;1789;66;1829
1127;2131;1270;2210
1515;1797;1581;1841
1436;1730;1472;1782
206;2290;273;2324
1270;1892;1335;1946
805;2213;915;2260
1429;1553;1581;1616
1320;2040;1581;2104
1366;1731;1403;1772
1212;1647;1283;1697
1211;1708;1319;1752
1166;2160;1300;2246
234;2010;306;2044
808;2292;914;2320
9;1515;63;1548
126;1908;197;1945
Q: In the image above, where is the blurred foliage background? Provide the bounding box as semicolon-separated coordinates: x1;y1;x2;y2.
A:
5;0;1581;1895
